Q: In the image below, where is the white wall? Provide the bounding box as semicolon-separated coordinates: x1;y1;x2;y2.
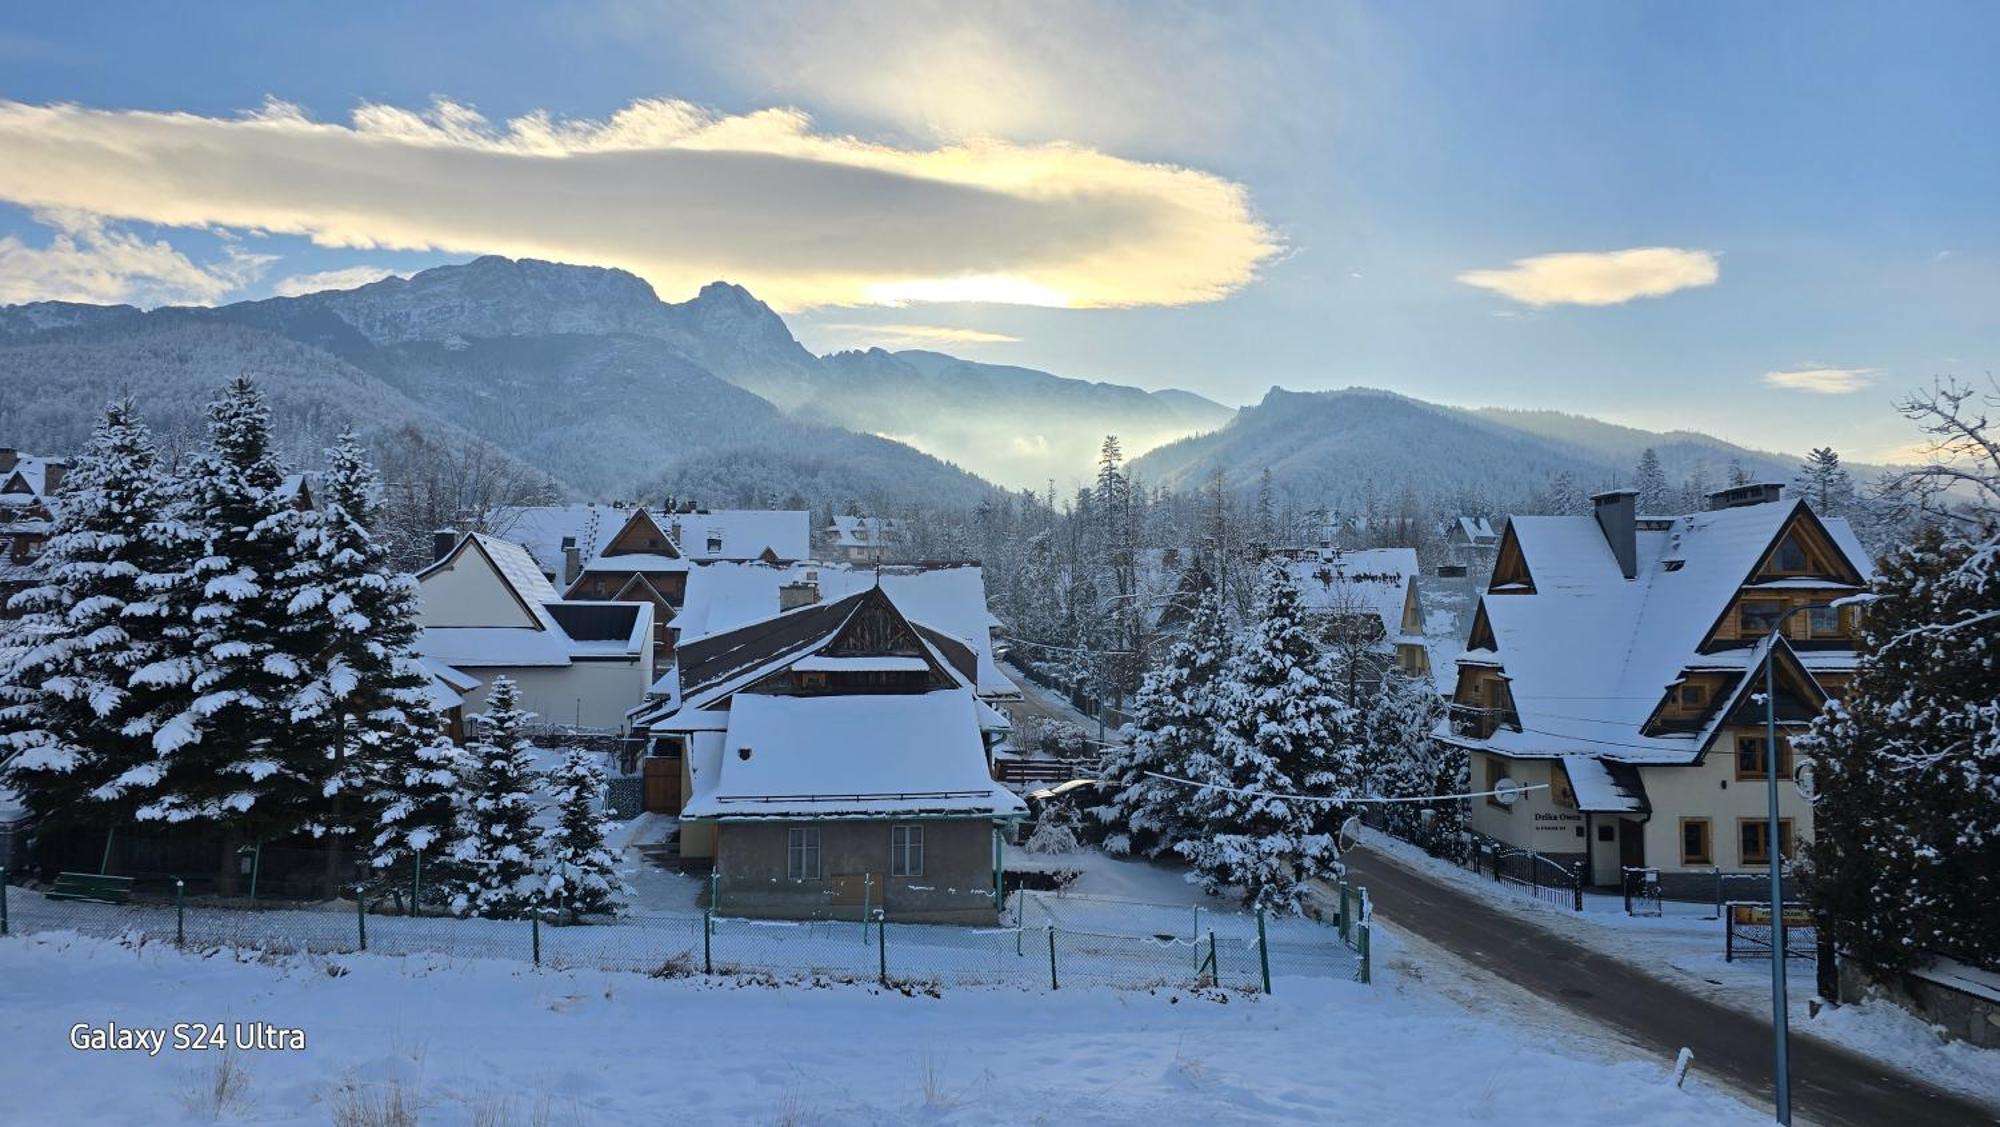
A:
456;660;650;733
1638;727;1815;873
419;553;538;628
1466;755;1589;856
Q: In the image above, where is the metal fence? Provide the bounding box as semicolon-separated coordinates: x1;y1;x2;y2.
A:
0;869;1367;993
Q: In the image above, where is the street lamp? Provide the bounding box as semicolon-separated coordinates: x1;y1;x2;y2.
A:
1756;602;1831;1127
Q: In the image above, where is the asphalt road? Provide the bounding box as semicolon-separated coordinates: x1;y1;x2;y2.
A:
1345;847;1997;1127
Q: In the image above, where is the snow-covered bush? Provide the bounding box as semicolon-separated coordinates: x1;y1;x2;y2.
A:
1024;801;1083;856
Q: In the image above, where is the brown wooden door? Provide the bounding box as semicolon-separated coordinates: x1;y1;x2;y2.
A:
642;757;680;814
1618;818;1645;869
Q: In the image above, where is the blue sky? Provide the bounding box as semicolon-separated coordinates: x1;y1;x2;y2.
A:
0;1;1993;464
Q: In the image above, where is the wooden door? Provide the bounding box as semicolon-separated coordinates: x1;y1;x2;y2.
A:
642;757;680;814
1618;818;1645;869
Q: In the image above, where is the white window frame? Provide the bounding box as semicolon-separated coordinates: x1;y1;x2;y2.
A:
891;824;923;877
787;826;821;880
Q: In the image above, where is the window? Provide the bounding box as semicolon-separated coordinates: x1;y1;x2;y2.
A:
1773;534;1808;573
1807;605;1843;637
786;827;821;880
1678;683;1708;709
891;825;923;877
1680;818;1713;865
1738;601;1785;636
1735;734;1794;780
1738;818;1795;866
706;533;723;554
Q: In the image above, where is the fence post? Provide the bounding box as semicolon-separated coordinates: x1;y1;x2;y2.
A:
1338;882;1350;942
861;873;872;944
709;870;720;914
703;910;713;975
1358;920;1372;984
412;850;422;918
1209;931;1219;988
531;908;541;967
1257;908;1272;994
877;912;888;986
1713;866;1723;921
1047;926;1059;990
1724;905;1734;962
0;866;8;937
355;884;368;952
1573;864;1585;912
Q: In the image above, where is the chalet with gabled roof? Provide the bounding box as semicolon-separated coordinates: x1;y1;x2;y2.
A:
0;448;62;613
1441;485;1874;896
632;585;1023;922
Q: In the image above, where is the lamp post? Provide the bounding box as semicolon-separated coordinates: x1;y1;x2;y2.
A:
1758;602;1831;1127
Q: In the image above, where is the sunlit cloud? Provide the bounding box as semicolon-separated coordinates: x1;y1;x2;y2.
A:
818;322;1021;348
0;97;1277;311
1763;366;1879;395
0;210;272;306
1457;247;1719;307
270;264;407;297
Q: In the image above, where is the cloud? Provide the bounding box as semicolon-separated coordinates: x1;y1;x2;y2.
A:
1762;366;1879;395
1457;247;1719;307
0;211;273;306
0;97;1277;312
270;265;407;297
818;322;1021;348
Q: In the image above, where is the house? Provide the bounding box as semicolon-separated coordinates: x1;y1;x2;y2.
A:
492;502;629;584
635;585;1024;922
1447;515;1499;551
825;515;905;564
0;448;65;614
1284;546;1430;680
559;507;687;660
1439;484;1874;897
662;505;811;563
414;532;655;731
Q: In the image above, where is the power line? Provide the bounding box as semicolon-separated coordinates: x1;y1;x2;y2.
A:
1143;771;1550;806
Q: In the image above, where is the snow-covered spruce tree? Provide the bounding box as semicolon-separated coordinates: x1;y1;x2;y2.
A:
1634;447;1670;514
0;401;189;829
369;733;468;908
452;677;545;918
1794;447;1857;518
1178;561;1353;914
539;748;627;920
1356;668;1446;838
1096;588;1232;858
287;431;442;888
125;378;320;889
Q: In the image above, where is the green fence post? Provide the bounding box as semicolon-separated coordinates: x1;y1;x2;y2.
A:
411;850;422;917
702;910;713;975
1047;927;1059;990
1338;882;1351;943
1358;920;1371;984
355;884;367;952
1257;908;1272;994
1;865;9;937
877;913;888;986
531;909;541;967
174;879;185;948
861;873;872;944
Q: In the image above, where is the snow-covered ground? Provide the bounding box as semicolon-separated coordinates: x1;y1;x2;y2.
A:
0;931;1767;1125
1359;829;2000;1108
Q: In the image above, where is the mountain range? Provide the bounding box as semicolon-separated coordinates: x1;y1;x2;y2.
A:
0;255;1850;513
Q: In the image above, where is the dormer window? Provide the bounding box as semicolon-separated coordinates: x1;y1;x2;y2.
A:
707;533;723;554
1678;683;1707;708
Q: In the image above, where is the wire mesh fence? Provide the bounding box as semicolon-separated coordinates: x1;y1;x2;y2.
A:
0;869;1368;994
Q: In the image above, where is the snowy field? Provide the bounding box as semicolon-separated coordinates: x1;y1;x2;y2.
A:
0;931;1766;1125
1359;829;2000;1108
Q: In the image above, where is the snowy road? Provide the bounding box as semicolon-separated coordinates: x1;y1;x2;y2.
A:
1345;845;1995;1126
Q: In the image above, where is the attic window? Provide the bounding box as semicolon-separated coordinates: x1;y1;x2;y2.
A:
707;533;724;553
737;746;753;761
1774;535;1808;572
1678;684;1707;708
1661;560;1686;572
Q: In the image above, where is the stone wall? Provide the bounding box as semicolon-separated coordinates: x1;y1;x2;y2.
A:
1839;958;2000;1048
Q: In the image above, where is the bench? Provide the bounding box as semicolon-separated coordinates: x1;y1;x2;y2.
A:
45;871;135;905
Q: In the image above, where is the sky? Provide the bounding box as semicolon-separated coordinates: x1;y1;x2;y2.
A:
0;2;1993;464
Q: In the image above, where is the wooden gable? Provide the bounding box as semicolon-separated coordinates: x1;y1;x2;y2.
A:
1488;526;1535;593
1749;506;1865;585
1699;503;1869;652
603;508;678;559
828;587;928;656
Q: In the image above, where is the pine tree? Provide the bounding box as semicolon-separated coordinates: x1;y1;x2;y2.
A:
1356;669;1452;852
540;748;626;920
0;401;190;829
1794;447;1856;518
452;677;545;918
1098;589;1232;858
369;733;467;906
1634;447;1670;514
1178;561;1351;914
125;380;320;861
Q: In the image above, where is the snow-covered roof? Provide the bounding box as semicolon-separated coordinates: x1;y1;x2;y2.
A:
1561;755;1650;813
494;503;627;578
1453;516;1498;545
1285;547;1418;642
827;515;903;547
578;551;687;574
417;533;650;669
1449;499;1874;766
666;509;811;563
0;454;63;502
422;658;480;711
679;690;1025;820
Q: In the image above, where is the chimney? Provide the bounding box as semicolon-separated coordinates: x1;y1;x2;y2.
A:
563;544;583;587
779;577;820;612
1591;489;1638;580
0;448;16;474
1707;482;1785;511
432;529;458;563
40;460;64;495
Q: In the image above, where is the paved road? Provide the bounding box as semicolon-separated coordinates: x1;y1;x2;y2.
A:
1345;847;1996;1127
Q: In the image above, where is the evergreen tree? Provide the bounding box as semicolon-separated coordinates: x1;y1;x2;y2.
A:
452;677;545;918
539;748;627;919
1356;669;1454;854
1794;447;1857;518
1178;561;1352;914
1634;447;1670;513
1097;589;1232;858
120;379;321;882
369;733;468;906
1726;457;1754;488
0;401;190;828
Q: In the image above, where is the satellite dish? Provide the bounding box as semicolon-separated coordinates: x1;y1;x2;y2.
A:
1492;777;1523;806
1794;761;1820;805
1336;814;1363;853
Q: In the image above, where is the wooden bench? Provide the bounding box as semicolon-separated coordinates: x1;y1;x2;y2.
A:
45;872;135;904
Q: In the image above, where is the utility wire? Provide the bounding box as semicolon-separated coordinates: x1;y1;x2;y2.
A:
1143;771;1550;806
